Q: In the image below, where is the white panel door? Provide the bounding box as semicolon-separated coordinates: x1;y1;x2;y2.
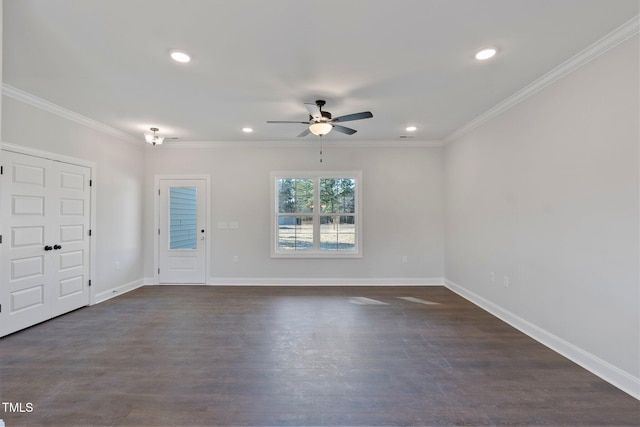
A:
158;179;207;284
52;161;91;316
0;151;91;337
0;153;52;336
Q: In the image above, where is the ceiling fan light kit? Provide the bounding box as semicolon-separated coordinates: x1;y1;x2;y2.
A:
309;122;333;136
267;100;373;138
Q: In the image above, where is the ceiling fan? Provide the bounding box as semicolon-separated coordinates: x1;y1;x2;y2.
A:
267;100;373;137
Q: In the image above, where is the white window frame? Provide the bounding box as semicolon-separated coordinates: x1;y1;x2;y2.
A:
271;171;362;258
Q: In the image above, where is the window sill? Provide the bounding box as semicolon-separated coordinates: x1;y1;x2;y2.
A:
271;251;362;259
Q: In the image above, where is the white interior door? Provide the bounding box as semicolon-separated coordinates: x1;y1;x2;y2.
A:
52;160;91;316
158;179;207;284
0;150;91;337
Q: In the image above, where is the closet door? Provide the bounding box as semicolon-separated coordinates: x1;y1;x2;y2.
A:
52;160;91;317
0;151;91;337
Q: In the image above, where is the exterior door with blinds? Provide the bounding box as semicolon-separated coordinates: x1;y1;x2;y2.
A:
158;179;207;284
0;149;92;337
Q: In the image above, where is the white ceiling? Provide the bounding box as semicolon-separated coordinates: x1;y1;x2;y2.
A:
3;0;638;144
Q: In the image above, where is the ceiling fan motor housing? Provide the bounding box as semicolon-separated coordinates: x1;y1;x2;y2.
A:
311;111;332;122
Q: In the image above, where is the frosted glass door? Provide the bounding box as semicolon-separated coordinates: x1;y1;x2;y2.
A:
158;179;206;283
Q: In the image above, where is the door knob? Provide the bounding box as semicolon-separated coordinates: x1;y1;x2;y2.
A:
44;245;53;251
54;244;62;250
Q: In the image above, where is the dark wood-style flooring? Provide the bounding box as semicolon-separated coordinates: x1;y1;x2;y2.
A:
0;286;638;426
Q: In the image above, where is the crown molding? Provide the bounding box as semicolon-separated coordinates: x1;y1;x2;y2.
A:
2;83;144;146
445;15;640;144
151;139;444;149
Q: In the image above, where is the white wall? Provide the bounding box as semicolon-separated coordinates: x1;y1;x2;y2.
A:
444;35;639;396
2;97;147;299
144;143;444;284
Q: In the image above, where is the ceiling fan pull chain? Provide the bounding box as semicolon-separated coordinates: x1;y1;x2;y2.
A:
320;138;323;163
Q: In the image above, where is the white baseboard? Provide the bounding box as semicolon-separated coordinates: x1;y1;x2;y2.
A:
445;278;640;400
92;278;146;304
207;277;444;286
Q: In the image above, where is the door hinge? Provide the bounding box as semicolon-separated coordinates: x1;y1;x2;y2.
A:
158;189;160;196
158;268;160;274
0;303;2;313
158;228;160;235
88;280;92;287
0;235;2;244
89;229;92;236
90;179;93;187
1;165;3;175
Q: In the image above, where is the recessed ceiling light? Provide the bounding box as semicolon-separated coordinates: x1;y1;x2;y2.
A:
170;50;191;63
242;127;253;133
405;126;417;132
475;48;497;60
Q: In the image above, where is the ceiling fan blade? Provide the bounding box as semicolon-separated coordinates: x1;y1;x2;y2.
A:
297;128;311;137
332;124;357;135
331;111;373;123
304;103;322;120
266;121;310;124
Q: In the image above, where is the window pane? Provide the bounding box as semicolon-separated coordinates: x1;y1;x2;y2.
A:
320;215;356;251
169;187;197;250
278;215;313;251
278;178;314;213
320;178;355;213
274;174;360;257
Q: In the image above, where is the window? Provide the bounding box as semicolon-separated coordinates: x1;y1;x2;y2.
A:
272;172;362;258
